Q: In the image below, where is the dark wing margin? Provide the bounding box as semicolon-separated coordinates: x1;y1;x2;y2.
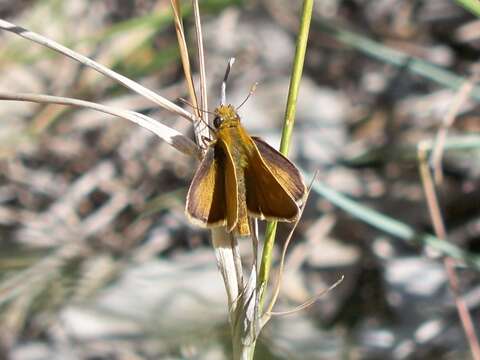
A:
185;146;227;227
251;137;306;203
245;138;300;221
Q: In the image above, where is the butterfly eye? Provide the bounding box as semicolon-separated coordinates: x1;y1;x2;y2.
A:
213;116;222;128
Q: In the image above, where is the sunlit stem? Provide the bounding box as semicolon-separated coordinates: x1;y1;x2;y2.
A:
258;0;314;311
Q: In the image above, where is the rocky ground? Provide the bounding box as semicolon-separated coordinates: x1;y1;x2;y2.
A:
0;1;479;359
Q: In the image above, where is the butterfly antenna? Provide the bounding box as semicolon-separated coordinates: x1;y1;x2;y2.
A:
237;82;258;110
178;98;216;133
178;98;214;115
221;57;235;105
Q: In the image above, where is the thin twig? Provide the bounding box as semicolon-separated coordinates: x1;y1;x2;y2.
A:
0;19;195;122
430;71;480;184
0;92;200;158
418;141;480;360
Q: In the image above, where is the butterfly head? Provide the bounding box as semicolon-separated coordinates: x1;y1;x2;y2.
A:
213;104;240;129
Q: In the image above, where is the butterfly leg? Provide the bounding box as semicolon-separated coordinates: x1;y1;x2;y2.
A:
200;135;215;150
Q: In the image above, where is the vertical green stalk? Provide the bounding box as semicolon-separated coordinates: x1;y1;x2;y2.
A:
258;0;314;309
454;0;480;17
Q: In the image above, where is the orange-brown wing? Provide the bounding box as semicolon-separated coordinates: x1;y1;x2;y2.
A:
218;138;239;232
245;138;300;221
186;146;227;227
252;137;306;204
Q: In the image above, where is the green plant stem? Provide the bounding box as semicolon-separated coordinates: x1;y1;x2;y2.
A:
455;0;480;17
258;0;313;311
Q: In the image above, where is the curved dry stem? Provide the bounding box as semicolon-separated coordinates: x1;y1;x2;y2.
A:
264;171;319;317
418;142;480;360
430;71;480;184
0;19;195;123
267;275;344;317
0;92;200;158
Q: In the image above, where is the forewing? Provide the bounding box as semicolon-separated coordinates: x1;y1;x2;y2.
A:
245;138;300;221
218;139;239;232
252;137;306;204
186;146;226;227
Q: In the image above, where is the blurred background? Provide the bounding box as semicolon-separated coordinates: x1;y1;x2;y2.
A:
1;0;480;359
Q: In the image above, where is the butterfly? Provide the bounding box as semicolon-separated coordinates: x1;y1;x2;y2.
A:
185;100;305;237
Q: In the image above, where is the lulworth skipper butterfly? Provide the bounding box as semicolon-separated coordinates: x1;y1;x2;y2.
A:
186;60;306;236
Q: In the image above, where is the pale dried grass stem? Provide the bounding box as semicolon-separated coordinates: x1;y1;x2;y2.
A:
170;1;199;113
0;92;200;158
193;0;208;122
0;19;195;122
418;142;480;360
430;71;480;184
211;228;240;311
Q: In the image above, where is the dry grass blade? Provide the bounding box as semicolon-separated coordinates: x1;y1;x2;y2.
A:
211;228;240;311
171;0;210;148
418;143;448;240
430;71;480;184
192;0;209;141
231;233;244;295
250;219;260;274
0;92;200;158
418;142;480;360
0;19;195;122
170;1;199;114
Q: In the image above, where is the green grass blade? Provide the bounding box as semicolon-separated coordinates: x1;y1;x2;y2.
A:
258;0;314;310
455;0;480;17
309;175;480;271
318;22;480;100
